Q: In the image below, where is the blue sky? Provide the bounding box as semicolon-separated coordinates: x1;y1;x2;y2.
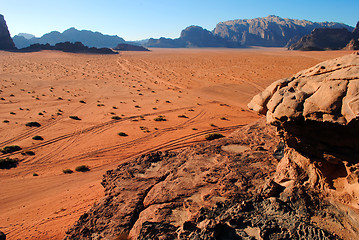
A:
2;0;358;41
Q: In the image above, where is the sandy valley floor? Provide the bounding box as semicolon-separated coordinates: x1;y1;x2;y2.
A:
0;48;352;239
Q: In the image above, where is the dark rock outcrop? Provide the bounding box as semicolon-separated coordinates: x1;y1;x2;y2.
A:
213;15;353;47
0;231;5;240
17;42;118;54
289;28;354;50
0;14;15;50
13;27;125;49
113;43;150;51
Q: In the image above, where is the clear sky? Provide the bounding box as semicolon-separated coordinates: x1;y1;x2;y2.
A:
1;0;358;41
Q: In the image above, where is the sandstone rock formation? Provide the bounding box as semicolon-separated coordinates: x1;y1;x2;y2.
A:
248;53;359;238
146;26;240;48
0;14;15;50
289;28;353;50
213;15;353;47
345;39;359;50
66;54;359;239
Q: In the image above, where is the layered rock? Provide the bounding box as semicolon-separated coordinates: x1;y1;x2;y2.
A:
0;14;15;50
248;53;359;237
345;39;359;50
289;28;353;50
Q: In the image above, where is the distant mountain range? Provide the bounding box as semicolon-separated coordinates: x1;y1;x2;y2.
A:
146;15;353;48
10;15;356;49
13;27;125;48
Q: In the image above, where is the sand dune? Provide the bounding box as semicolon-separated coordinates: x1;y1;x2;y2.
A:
0;48;352;239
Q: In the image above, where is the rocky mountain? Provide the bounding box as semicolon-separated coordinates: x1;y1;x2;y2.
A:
65;54;359;239
113;43;150;51
16;42;118;54
288;28;353;50
0;14;16;50
213;15;353;47
146;25;240;48
13;27;126;49
289;21;359;51
147;16;353;48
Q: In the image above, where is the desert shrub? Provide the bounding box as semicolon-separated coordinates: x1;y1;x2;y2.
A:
33;173;39;176
192;128;198;130
112;116;121;120
32;135;44;140
10;112;15;115
3;120;9;123
24;150;35;156
220;117;228;120
79;100;86;103
26;121;41;127
1;145;22;154
154;115;166;121
178;115;188;118
63;169;74;174
204;133;224;141
69;116;81;120
75;165;90;172
118;132;128;136
210;123;216;127
0;157;18;169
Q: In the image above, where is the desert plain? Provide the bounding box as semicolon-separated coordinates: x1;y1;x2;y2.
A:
0;48;353;239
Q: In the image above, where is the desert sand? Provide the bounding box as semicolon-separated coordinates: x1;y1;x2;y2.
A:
0;48;352;239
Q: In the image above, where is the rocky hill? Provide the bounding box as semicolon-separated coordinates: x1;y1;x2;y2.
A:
146;25;240;48
16;41;118;54
147;16;353;48
213;15;353;47
289;21;359;51
288;28;353;50
13;27;126;49
0;14;16;50
65;53;359;239
113;43;150;51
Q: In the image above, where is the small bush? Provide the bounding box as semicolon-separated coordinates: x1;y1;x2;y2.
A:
0;157;18;169
112;116;121;120
26;121;41;127
204;133;224;141
32;135;44;140
154;115;166;121
33;173;39;176
79;100;86;103
210;123;216;127
220;117;228;120
178;115;188;118
63;169;74;174
1;145;22;154
10;112;15;115
3;120;9;123
118;132;128;137
69;116;81;120
24;150;35;156
75;165;90;172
